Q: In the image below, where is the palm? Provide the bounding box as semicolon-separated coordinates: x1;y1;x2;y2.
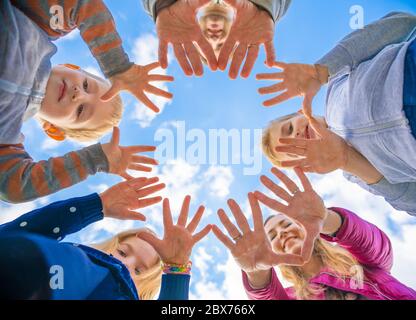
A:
158;226;195;264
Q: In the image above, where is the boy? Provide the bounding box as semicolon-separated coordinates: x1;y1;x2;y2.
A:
0;0;172;203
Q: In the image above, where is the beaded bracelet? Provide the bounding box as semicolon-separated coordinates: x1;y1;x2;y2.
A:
162;261;192;275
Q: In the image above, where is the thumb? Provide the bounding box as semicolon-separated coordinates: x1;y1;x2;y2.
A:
120;209;147;221
308;116;327;138
302;93;314;119
268;252;306;267
101;83;120;102
136;231;163;251
110;127;120;146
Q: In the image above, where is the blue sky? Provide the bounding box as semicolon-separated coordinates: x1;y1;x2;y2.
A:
2;0;416;299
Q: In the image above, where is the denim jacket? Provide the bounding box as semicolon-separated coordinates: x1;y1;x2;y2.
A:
316;12;416;216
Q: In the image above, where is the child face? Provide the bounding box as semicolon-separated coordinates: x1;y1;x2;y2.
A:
39;65;115;130
265;215;305;255
112;233;159;277
268;114;326;163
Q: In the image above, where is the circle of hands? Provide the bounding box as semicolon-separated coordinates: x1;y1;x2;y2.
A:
96;0;342;269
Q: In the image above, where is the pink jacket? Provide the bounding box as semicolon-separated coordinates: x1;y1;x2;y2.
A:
243;208;416;300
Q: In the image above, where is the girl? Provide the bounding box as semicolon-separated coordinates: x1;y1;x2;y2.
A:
0;177;211;299
258;12;416;216
212;168;416;300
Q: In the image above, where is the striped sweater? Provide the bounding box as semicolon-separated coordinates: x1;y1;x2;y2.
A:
0;143;109;203
11;0;132;78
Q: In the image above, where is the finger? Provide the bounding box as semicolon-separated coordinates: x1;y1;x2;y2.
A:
217;209;242;239
136;196;163;209
302;93;314;119
192;224;212;243
264;41;276;67
128;164;153;172
177;195;191;226
256;72;284;81
173;43;193;76
196;35;218;71
271;167;300;194
163;198;173;229
293;167;313;191
120;172;134;180
248;193;264;232
184;42;204;76
218;37;237;71
187;205;205;233
227;198;251;234
259;175;292;203
274;145;306;157
110;127;120;146
137;92;160;113
229;43;248;79
212;224;234;250
132;155;158;165
308;117;327;138
144;61;161;72
144;84;173;99
273;61;288;69
128;177;159;190
118;209;147;221
278;138;308;148
258;82;286;95
136;231;164;252
263;91;294;107
301;231;318;264
241;44;260;78
136;183;166;198
125;145;156;154
148;74;175;82
158;40;169;69
253;191;287;213
100;84;120;102
279;159;308;168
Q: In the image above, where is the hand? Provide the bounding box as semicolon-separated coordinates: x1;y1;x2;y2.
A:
101;62;174;113
212;193;306;275
218;0;275;79
254;167;327;263
275;117;349;174
136;196;211;265
156;0;217;76
102;127;158;180
256;62;329;116
100;177;164;221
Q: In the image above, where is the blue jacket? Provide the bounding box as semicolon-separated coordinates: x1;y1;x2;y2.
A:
316;12;416;216
0;193;190;300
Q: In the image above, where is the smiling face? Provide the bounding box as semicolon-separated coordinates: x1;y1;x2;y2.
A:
39;65;117;132
265;215;305;255
198;3;234;59
265;114;326;164
111;231;160;277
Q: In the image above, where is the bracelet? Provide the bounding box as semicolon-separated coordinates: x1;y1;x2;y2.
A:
161;261;192;275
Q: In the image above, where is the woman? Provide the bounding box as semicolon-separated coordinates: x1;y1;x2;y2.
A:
257;12;416;216
0;177;211;300
212;168;416;300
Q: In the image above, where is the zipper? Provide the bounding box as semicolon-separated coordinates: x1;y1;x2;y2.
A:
330;118;409;136
317;271;393;300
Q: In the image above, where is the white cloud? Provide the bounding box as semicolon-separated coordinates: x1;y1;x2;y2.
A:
130;33;173;128
203;166;234;198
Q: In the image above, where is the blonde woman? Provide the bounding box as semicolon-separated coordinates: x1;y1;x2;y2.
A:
212;168;416;300
0;177;211;300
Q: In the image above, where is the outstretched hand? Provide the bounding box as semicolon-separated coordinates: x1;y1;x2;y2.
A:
137;196;211;265
212;193;306;274
101;127;158;180
256;62;329;117
156;0;217;76
101;62;174;113
218;0;276;79
275;117;349;173
100;177;164;221
254;167;327;263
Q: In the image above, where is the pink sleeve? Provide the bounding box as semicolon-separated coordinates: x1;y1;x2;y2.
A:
320;207;393;272
242;269;293;300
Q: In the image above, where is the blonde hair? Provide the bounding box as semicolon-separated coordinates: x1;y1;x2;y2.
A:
279;237;364;300
92;228;162;300
262;113;299;167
